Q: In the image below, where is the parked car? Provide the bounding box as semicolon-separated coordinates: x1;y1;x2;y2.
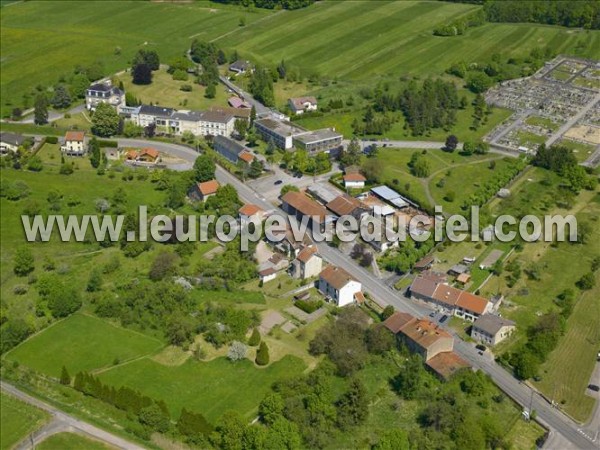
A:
439;315;449;323
429;312;435;318
589;384;600;392
274;179;283;185
476;344;487;352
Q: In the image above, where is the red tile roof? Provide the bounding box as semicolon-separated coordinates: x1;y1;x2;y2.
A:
432;284;462;307
296;245;318;263
326;194;362;216
319;265;356;290
238;151;254;163
343;173;366;182
239;204;262;216
383;311;415;334
455;291;489;315
65;131;85;142
197;180;220;196
426;351;470;380
281;191;328;222
289;96;317;109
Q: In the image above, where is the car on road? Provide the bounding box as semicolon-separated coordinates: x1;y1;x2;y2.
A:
439;315;449;323
589;384;600;392
274;180;283;185
429;312;435;318
476;344;487;352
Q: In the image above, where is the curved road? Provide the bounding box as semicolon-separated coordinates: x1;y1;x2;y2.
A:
120;138;597;450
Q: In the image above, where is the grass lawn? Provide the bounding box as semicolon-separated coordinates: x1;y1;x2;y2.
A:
98;355;306;422
505;419;546;450
5;314;164;377
37;433;114;450
524;115;559;131
0;1;272;116
53;112;92;133
0;392;49;450
219;2;600;80
516;130;547;148
559;138;597;163
115;68;230;111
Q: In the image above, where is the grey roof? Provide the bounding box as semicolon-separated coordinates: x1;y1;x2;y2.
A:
293;128;342;144
213;135;247;162
88;83;112;92
199;110;233;124
171;111;204;121
0;132;25;146
371;185;401;201
255;118;306;137
229;59;251;71
473;315;515;336
450;264;469;274
138;104;175;117
390;197;408;208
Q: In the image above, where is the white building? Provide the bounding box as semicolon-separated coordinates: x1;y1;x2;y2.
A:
85;80;125;111
290;245;323;280
343;172;366;189
0;132;25;154
61;131;86;155
288;96;318;115
318;265;362;307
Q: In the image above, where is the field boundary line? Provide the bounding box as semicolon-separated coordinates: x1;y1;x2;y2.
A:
208;9;286;43
79;312;165;346
2;316;70;358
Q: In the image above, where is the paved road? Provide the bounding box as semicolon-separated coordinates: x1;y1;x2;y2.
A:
1;104;86;125
1;381;146;450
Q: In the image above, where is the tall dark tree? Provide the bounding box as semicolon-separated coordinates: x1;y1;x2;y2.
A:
133;49;160;71
445;134;458;152
52;84;72;109
34;94;49;125
60;366;71;385
89;137;101;168
193;155;216;182
132;63;152;85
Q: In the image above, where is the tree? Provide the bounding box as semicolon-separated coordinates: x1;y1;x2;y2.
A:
87;269;103;292
92;103;120;137
132;63;152;85
249;159;263;179
34;94;49;125
248;328;261;346
205;83;216;99
193;154;216;182
361;158;383;183
467;72;493;93
47;284;82;318
60;366;71;385
123;121;143;137
138;403;170;433
70;73;90;99
250;105;256;124
381;305;395;320
342;137;361;167
280;184;299;195
52;84;72;109
13;247;34;276
392;354;424;399
234;119;248;139
88;137;101;168
256;341;270;366
258;393;284;425
178;408;213;441
511;350;539;380
337;378;369;429
576;272;596;290
365;324;395;354
445;134;458;152
149;251;179;281
373;430;410;450
228;341;248;361
133;49;160;71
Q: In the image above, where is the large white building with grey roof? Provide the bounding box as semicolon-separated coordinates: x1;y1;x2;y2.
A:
85;80;125;111
254;117;342;153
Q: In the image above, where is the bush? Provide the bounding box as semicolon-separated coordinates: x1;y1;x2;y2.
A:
295;299;323;314
172;69;188;81
45;136;59;144
248;327;261;346
255;341;270;366
180;84;192;92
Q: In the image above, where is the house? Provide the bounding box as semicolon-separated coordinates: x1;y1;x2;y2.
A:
259;267;277;283
409;273;493;321
266;225;314;259
61;131;86;155
229;60;253;74
384;311;470;379
189;179;220;202
383;312;453;361
239;204;264;227
471;315;516;346
343;172;366;189
288;96;318;115
238;151;254;166
137;148;160;163
280;191;330;232
0;132;25;154
228;97;250;109
213;135;252;164
318;265;362;307
290;245;322;280
85;80;125;111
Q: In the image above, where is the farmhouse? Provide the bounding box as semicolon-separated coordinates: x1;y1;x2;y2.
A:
229;59;252;74
471;315;516;346
85;80;125;111
288;96;318;115
280;191;329;231
61;131;87;155
383;312;470;379
189;179;220;202
0;132;25;154
290;245;322;280
409;273;493;321
318;265;362;307
343;172;366;189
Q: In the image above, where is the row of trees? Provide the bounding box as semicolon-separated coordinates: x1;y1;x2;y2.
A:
212;0;314;10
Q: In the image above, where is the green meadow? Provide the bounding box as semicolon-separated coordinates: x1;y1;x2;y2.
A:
98;355;306;422
0;392;49;450
5;314;163;377
36;433;114;450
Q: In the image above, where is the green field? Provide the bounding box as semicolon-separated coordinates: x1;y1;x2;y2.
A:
219;1;600;79
98;355;306;422
5;314;163;377
0;392;49;450
37;433;114;450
